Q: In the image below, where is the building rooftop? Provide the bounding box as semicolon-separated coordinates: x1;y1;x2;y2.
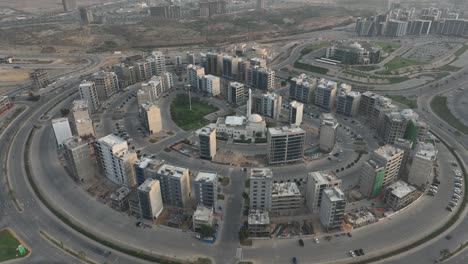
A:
248;210;270;225
317;78;338;89
193;206;213;222
98;134;126;147
224;116;246;126
72;100;89;112
290;100;303;108
199;126;216;136
367;159;385;169
268;126;305;135
250;168;273;179
347;91;361;98
63;136;87;149
321;113;337;123
272;182;301;197
387;180;416;199
195;171;218;183
203;74;220;81
157;164;188;178
415;142;437;161
323;187;345;202
292;73;316;88
230;82;244;89
374;145;403;159
110;186;131;201
138;178;159;192
309;170;341;185
52;117;69;124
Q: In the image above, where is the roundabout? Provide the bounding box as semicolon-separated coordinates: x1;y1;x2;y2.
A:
2;37;468;264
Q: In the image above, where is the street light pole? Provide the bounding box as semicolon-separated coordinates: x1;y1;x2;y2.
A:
187;84;192;111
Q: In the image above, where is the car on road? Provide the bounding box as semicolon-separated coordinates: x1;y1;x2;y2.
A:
347;233;352;237
348;251;356;257
298;239;304;247
136;221;143;227
359;248;364;255
313;237;319;244
292;257;298;264
447;206;454;212
354;249;361;256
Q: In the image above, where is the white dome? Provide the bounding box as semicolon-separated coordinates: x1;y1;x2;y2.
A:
249;114;263;123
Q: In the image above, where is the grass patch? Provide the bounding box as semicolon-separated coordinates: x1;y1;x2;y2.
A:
454;44;468;57
0;229;29;262
300;41;330;56
386;95;417;109
351;65;379;71
372;41;401;54
219;177;230;187
382;56;423;73
170;94;218;131
438;65;462;72
343;70;409;83
149;138;158;143
293;61;329;75
430;96;468;135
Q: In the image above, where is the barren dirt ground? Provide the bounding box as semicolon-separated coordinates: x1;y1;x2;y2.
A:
0;0;121;14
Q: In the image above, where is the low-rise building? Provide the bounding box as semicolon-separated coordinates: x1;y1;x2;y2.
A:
193;206;214;232
30;69;50;89
289;101;304;126
200;74;221;97
359;160;386;198
306;171;342;213
133;158;165;186
319;113;338;152
128;191;141;218
383;180;417;211
252;92;282;120
153;164;191;208
248;210;270;237
0;96;13;114
71;100;94;138
271;182;303;216
320;187;346;231
315;79;337;111
139;103;162;134
110;186;131;211
215;115;266;142
289;74;317;104
227;82;245;105
373;145;404;188
194;171;218;208
325;40;381;65
199;127;217;160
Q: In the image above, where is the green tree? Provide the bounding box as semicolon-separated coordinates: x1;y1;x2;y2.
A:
239;226;249;241
199;225;215;238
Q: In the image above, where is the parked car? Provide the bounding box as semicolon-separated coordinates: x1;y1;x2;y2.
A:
292;257;298;264
298;239;304;247
314;237;319;244
348;251;356;257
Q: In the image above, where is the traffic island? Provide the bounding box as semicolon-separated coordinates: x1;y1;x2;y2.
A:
0;229;29;262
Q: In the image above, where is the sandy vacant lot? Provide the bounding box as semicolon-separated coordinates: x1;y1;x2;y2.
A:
0;0;120;14
0;67;29;82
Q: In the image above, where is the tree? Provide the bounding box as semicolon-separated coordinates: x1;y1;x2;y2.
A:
239;226;249;241
199;225;215;238
60;108;70;116
240;134;246;140
255;132;263;138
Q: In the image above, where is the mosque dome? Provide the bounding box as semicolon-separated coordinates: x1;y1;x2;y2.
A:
248;114;263;123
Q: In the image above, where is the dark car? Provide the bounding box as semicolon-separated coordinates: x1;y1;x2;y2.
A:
136;221;143;227
292;257;298;264
354;249;361;256
298;239;304;247
359;249;364;255
347;233;352;237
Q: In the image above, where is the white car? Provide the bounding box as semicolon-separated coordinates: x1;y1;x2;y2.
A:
314;238;319;244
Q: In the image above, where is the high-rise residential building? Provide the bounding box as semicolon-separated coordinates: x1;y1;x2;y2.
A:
151;51;166;75
246;66;275;91
408;142;437;190
271;182;302;216
63;136;94;183
110;186;131;211
393;138;413;178
222;55;239;80
404;119;428;144
252;92;282;120
199;127;217;160
359;91;381;118
52;118;73;147
359;160;386;198
133;60;152;82
200;74;221;97
289;101;304;126
186;52;196;65
319;113;338;152
113;63;137;88
315;79;338;110
95;135;137;187
267;126;305;164
336;91;361;117
161;71;174;91
373;145;404;188
249;168;273;211
139;76;164;105
0;96;12;115
227;82;245;105
256;0;266;10
78;81;100;113
187;64;205;91
139;103;162;134
383;180;417;211
306;171;342;213
29;69;50;90
62;0;77;12
380;112;409;145
237;59;250;83
71;100;94;138
133;158;165;187
249;58;267;68
153;164;191;208
372;97;398;131
137;179;164;220
386;20;408;37
319;187;346;231
194;171;218;208
92;71;119;102
79;7;94;25
325;41;381;64
149;4;181;19
206;52;223;75
407;19;432;35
